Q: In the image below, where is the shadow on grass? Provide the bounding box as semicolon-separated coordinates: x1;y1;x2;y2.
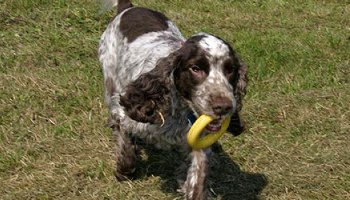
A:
209;144;268;200
131;142;268;200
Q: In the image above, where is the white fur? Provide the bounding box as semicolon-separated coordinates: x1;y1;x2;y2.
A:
98;3;245;199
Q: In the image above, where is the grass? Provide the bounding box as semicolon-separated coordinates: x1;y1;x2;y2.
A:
1;0;349;199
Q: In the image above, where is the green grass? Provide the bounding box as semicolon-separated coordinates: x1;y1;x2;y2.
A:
1;0;349;199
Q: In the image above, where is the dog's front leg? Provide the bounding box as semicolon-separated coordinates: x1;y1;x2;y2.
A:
111;119;137;181
182;150;209;200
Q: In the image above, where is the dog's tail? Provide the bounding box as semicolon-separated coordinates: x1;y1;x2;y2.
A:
101;0;133;14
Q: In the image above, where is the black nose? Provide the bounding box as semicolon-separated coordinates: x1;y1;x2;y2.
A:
211;96;233;116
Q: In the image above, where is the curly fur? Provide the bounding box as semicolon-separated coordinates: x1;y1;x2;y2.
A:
98;1;248;199
120;51;179;124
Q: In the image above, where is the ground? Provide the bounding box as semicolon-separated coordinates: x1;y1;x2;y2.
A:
1;0;349;199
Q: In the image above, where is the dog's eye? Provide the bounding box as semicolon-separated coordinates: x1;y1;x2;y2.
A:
225;66;233;75
223;62;234;76
188;65;207;80
189;65;202;73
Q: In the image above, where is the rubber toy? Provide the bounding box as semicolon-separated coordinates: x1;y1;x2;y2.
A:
187;115;230;149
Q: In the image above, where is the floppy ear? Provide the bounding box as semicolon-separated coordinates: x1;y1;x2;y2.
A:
120;51;181;124
227;111;245;136
234;56;248;112
228;55;248;136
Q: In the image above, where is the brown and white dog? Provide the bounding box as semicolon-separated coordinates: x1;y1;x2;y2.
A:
98;0;247;199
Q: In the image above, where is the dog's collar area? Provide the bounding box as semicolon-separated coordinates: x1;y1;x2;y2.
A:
187;112;197;126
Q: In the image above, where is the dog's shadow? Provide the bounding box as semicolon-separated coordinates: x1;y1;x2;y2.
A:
132;142;268;200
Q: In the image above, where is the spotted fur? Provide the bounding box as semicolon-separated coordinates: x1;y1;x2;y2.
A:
98;0;248;199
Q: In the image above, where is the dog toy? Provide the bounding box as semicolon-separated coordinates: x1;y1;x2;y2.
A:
187;115;230;149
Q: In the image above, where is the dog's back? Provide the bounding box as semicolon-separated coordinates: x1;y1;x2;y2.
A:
99;0;185;104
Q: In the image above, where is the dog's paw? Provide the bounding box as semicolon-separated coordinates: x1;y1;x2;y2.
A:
114;167;136;181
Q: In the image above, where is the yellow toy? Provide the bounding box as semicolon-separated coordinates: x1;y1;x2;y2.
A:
187;115;230;149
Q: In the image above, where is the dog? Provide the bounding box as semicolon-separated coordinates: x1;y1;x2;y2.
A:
98;0;248;199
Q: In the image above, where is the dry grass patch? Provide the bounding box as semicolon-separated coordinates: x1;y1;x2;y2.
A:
1;0;349;199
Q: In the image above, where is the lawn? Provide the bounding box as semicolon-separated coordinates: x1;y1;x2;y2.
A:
1;0;349;199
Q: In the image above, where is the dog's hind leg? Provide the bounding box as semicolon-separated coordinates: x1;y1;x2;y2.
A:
181;150;209;200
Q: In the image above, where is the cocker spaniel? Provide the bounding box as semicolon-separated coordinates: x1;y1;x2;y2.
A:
98;0;248;199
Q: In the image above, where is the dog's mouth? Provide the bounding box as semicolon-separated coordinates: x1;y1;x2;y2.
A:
205;119;224;132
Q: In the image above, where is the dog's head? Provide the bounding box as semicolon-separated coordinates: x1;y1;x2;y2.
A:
174;33;247;131
120;33;247;132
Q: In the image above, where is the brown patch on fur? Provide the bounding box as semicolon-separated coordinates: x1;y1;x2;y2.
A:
174;36;210;100
120;51;180;124
227;111;245;136
223;41;248;112
113;126;136;181
120;7;169;43
234;57;248;111
220;41;248;135
117;0;133;14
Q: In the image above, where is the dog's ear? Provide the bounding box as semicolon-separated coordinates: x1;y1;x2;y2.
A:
227;111;245;136
234;56;248;112
120;50;181;124
228;55;248;136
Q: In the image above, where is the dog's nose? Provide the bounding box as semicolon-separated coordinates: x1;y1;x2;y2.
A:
211;96;233;116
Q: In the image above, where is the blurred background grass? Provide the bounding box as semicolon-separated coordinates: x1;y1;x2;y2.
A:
1;0;349;199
